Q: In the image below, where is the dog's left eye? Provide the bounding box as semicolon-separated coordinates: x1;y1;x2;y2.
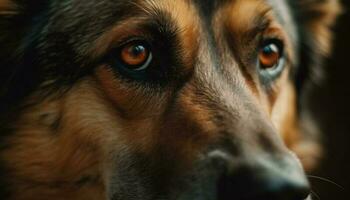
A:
118;40;153;71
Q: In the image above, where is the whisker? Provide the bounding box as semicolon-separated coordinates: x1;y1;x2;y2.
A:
307;175;345;190
311;189;321;200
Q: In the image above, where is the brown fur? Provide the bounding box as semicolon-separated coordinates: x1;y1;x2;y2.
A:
2;79;111;199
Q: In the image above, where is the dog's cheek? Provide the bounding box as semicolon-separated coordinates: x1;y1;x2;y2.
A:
270;82;303;161
271;82;298;146
271;81;322;171
0;78;141;199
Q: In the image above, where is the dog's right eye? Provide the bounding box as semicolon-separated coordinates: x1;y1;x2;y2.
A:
117;40;153;71
259;43;281;69
257;39;285;80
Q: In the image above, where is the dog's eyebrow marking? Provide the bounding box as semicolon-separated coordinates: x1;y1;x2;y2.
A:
91;0;199;72
223;0;273;40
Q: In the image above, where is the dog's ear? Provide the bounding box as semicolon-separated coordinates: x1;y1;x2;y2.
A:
0;0;21;105
289;0;342;171
0;0;20;54
297;0;342;55
292;0;342;84
0;0;47;59
0;0;46;113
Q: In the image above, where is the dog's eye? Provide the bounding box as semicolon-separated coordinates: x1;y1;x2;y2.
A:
259;42;282;69
118;40;152;71
258;40;285;79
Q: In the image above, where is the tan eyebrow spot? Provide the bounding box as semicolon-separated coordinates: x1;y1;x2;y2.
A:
142;0;200;70
223;0;271;38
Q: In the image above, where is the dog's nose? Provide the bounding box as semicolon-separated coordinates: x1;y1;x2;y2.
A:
211;152;310;200
217;171;310;200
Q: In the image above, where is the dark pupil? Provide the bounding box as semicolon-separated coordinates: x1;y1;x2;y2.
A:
131;45;146;57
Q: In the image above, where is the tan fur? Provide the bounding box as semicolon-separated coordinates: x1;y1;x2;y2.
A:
223;0;271;39
272;81;323;171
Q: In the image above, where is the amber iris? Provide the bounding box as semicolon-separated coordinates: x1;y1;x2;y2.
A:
259;43;281;69
120;42;150;68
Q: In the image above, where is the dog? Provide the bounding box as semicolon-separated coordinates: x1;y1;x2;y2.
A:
0;0;341;199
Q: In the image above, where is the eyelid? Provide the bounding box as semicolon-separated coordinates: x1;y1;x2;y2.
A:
261;24;293;57
260;38;284;56
115;36;152;49
90;17;152;61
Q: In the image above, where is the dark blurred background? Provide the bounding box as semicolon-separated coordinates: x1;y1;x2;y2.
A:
308;0;350;199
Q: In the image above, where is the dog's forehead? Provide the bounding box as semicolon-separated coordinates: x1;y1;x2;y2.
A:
193;0;289;16
135;0;292;22
46;0;298;63
52;0;295;31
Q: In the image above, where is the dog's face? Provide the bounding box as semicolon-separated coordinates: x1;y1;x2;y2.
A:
0;0;341;199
